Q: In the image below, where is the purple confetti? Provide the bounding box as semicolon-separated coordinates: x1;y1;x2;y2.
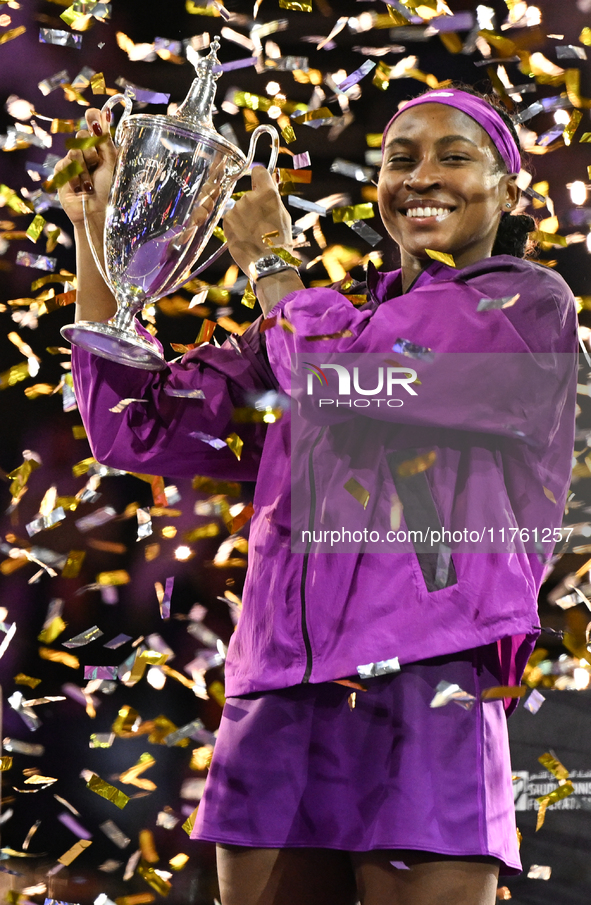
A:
84;666;118;680
57;812;92;839
212;56;258;73
160;576;174;619
104;633;132;650
292;151;311;169
131;87;170;105
335;59;376;91
524;689;545;714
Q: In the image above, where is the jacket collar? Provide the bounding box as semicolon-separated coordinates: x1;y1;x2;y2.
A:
366;259;454;306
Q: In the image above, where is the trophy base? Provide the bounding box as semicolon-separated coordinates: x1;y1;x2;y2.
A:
61;321;166;371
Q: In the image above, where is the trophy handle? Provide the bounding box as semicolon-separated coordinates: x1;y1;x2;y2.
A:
100;92;133;147
174;124;280;285
240;123;280;177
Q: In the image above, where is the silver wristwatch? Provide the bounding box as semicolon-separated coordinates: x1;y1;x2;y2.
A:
251;253;298;282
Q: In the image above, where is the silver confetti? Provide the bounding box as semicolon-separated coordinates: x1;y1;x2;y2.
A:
357;656;400;679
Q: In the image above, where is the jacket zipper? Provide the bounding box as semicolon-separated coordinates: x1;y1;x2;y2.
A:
300;428;325;683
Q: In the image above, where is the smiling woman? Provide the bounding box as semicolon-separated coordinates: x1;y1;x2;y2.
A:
377;86;533;290
63;86;578;905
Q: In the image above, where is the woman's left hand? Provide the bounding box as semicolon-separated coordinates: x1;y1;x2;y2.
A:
223;165;293;278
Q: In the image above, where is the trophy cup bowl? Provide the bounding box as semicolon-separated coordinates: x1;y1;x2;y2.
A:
61;38;279;370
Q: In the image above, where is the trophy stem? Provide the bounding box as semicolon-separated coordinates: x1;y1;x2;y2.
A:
110;293;145;332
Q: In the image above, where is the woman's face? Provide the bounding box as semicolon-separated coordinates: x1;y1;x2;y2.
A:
377;103;519;268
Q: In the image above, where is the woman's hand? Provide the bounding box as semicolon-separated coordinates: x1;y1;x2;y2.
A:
56;106;117;230
223;165;293;278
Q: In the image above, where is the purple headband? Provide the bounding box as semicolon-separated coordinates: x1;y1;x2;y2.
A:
381;89;521;174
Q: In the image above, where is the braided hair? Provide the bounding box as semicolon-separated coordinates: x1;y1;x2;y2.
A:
414;82;537;259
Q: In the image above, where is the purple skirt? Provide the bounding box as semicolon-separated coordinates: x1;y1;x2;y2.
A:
192;646;521;876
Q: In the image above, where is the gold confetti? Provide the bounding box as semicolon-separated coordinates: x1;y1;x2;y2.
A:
278;168;312;184
119;753;157;791
87;773;130;809
305;329;353;342
366;133;383;148
373;60;391;91
26;215;46;243
182;807;198;836
243;108;259;132
24;774;58;785
38;646;79;669
38;616;66;644
7;455;40;500
386;5;410;25
185;1;222;13
580;132;591;142
50;118;78;134
112;705;142;737
14;674;41;689
90;72;107;94
535;781;574;830
193;475;241;496
61;549;86;579
208;680;226;706
529;230;567;247
0;756;13;771
543;486;557;504
332;203;374;223
396;451;436;477
539;752;569;780
563;109;583;145
184;523;220;541
269;245;302;266
280;121;296;144
169;853;189;870
58;839;92;866
425;249;456;267
225;433;243;460
0;25;25;45
137;861;171;896
65;133;109;150
149;715;190;746
97;570;130;586
190;746;213;770
334;678;366;691
241;280;257;309
43;160;84;193
293;107;334;124
0;361;29;391
138;830;159;864
161;665;196;690
279;0;312;9
0;184;32;214
344;477;370;509
580;27;591;45
481;685;527;700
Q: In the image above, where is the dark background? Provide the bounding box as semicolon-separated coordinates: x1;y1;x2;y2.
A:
0;0;591;902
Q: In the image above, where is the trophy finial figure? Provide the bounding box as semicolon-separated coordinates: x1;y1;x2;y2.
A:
175;36;222;130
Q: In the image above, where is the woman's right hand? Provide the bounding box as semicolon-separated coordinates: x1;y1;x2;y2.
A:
56;106;118;230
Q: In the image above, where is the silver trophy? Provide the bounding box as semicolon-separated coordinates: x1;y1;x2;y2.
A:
61;37;279;370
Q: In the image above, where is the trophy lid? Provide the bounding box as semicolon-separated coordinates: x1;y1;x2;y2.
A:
174;37;224;136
